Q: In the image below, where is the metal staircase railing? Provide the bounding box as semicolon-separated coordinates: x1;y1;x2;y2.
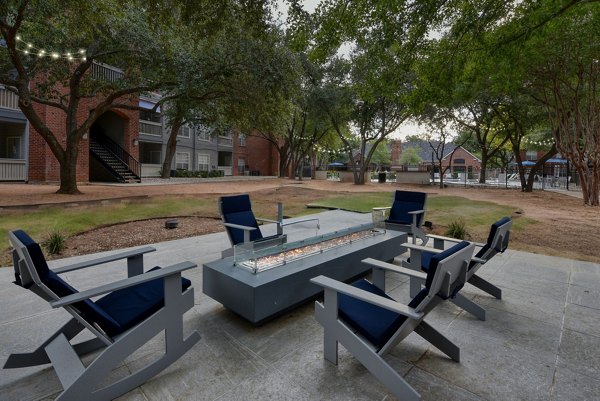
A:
90;132;141;181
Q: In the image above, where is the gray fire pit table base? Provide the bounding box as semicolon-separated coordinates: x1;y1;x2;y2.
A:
203;230;407;324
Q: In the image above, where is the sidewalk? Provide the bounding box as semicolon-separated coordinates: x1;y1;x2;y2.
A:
2;210;599;401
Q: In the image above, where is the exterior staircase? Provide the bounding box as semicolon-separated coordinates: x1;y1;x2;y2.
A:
89;133;141;183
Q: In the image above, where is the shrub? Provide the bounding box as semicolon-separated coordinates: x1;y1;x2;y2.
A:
41;231;66;255
444;219;467;240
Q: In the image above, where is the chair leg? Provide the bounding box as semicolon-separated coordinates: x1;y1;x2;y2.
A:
469;274;502;299
335;321;421;401
56;290;200;401
4;318;85;369
451;293;487;321
415;321;460;362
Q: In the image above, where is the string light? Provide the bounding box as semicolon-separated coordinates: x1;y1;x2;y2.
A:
14;35;87;61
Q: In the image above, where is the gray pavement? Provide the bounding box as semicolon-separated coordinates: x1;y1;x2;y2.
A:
1;210;599;401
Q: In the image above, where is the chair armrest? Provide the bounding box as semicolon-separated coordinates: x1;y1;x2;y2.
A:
256;217;279;224
427;234;461;243
427;234;486;248
372;206;391;211
53;246;156;274
281;217;320;228
50;261;197;308
223;222;258;232
402;243;442;254
407;210;425;215
362;258;428;281
311;275;423;319
471;256;486;265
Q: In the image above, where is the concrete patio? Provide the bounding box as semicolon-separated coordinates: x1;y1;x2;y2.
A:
1;210;599;401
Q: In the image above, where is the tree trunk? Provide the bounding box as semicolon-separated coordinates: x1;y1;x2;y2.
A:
56;134;81;194
160;113;184;178
479;150;488;184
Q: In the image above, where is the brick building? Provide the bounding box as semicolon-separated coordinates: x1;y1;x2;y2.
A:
0;73;279;183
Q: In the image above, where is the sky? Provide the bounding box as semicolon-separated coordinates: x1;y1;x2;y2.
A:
274;0;426;139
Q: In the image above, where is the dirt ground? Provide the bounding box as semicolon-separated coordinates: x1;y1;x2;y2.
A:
1;178;599;264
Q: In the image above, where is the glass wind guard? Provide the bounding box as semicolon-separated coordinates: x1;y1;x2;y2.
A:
233;223;385;274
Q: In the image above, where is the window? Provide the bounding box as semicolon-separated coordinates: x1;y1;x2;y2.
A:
178;125;191;138
140;109;161;123
197;126;211;141
526;150;537;160
198;154;210;171
176;152;190;170
238;158;246;173
454;158;465;164
238;133;246;146
149;151;161;164
6;136;22;159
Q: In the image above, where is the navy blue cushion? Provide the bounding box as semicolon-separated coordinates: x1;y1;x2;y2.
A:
474;217;511;260
96;266;191;336
13;230;191;337
221;195;263;245
386;191;427;226
338;279;428;350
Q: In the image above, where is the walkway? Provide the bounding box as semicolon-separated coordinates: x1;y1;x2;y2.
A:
1;210;599;400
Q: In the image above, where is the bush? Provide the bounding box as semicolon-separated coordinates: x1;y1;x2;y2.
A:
41;231;66;255
444;219;467;240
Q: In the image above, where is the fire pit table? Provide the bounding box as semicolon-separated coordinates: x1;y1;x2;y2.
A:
203;223;407;324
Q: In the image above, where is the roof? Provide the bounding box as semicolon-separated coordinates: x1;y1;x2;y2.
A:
402;139;457;162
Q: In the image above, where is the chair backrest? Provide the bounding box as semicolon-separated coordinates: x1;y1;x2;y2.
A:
425;240;474;301
474;217;512;261
219;194;263;245
9;230;123;337
388;190;427;226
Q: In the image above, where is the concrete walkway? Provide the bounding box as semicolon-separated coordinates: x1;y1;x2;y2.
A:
1;210;599;401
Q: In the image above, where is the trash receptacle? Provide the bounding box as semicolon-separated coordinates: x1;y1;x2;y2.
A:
378;172;386;183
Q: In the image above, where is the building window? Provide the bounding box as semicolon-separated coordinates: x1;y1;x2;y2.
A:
6;136;22;159
176;152;190;170
198;154;210;171
140;109;161;123
238;133;246;146
178;125;191;138
149;151;161;164
197;126;211;141
454;158;465;164
238;158;246;174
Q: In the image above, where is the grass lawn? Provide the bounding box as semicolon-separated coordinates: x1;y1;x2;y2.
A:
0;196;217;243
1;191;532;265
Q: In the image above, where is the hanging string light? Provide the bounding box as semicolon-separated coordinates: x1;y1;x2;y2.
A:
14;35;87;61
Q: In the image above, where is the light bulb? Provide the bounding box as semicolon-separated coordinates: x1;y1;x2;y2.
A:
27;43;32;48
79;49;86;54
51;52;59;59
16;35;21;40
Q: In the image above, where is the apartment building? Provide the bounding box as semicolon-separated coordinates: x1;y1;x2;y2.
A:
0;70;278;183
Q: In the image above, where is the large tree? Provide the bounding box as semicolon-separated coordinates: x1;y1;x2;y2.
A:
0;0;175;193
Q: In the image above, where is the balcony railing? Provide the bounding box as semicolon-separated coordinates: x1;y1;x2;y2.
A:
91;62;124;82
0;159;26;181
139;121;162;136
0;86;19;110
217;136;233;147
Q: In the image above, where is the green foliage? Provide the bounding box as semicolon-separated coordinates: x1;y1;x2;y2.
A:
399;147;422;165
41;230;66;255
444;219;467;240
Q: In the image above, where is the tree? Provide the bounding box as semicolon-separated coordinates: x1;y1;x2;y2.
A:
525;6;600;205
307;0;450;184
398;146;421;166
0;0;174;193
424;122;471;189
157;4;296;178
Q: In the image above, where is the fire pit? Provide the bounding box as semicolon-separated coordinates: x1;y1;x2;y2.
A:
234;224;384;273
203;223;407;324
